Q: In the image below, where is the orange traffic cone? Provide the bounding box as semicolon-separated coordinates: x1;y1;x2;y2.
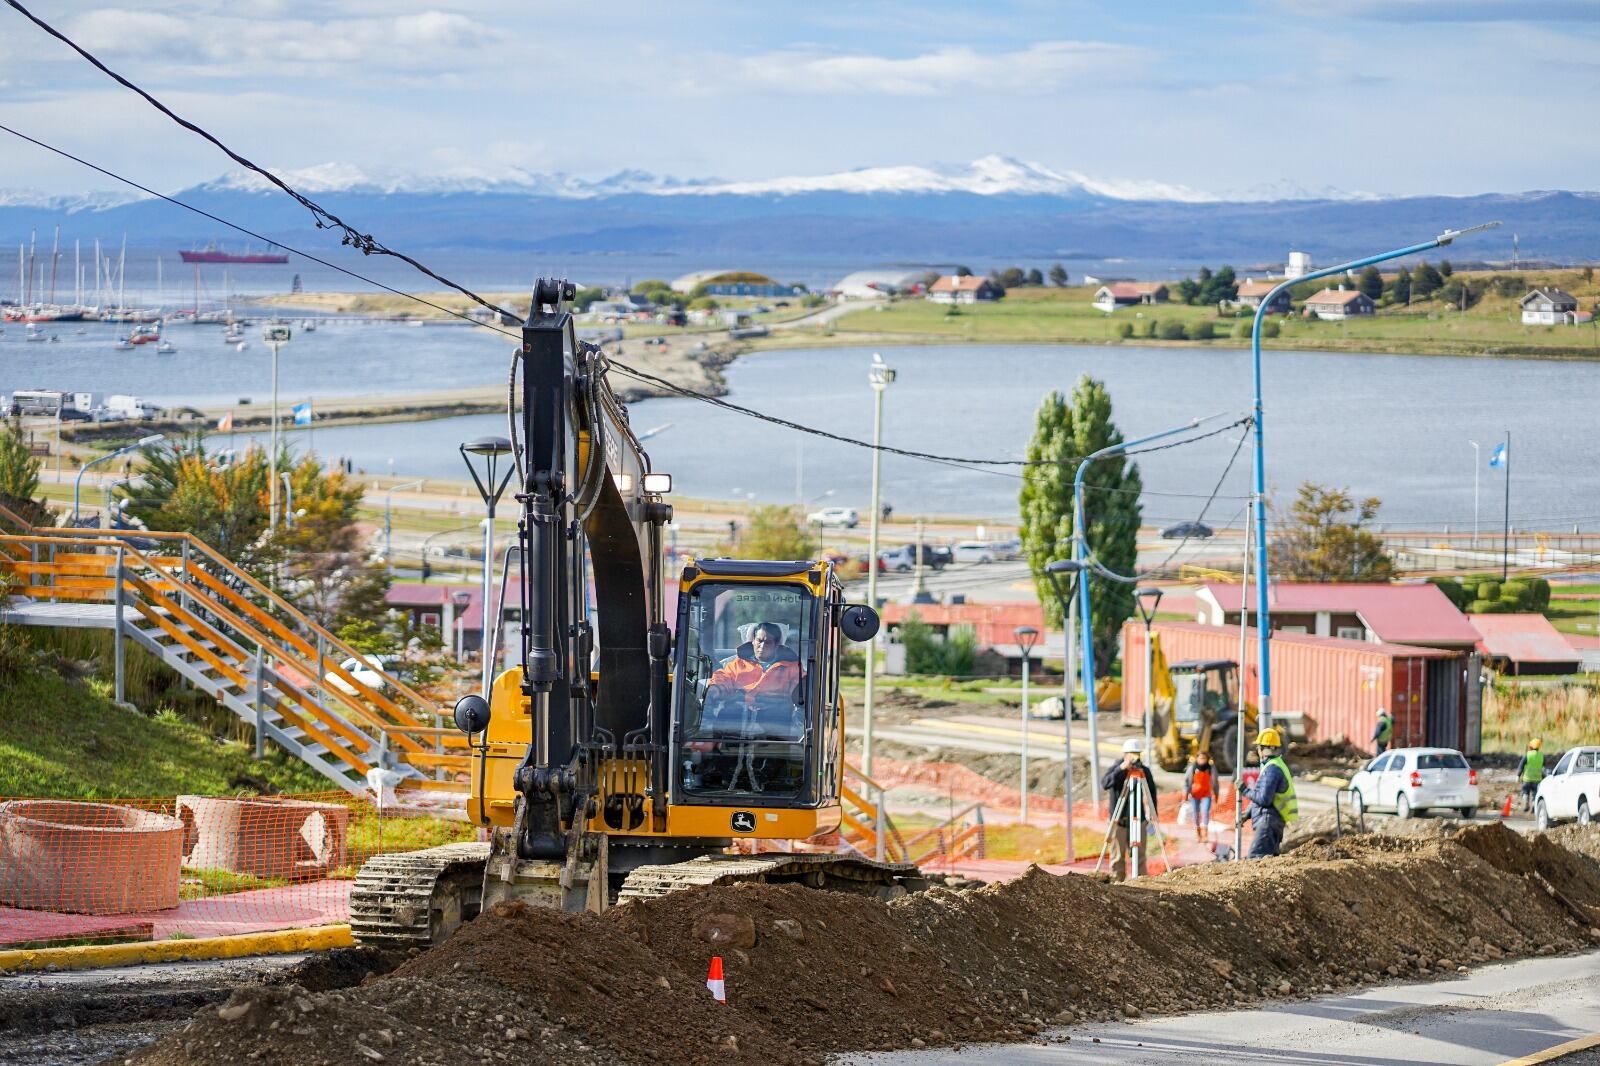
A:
706;956;726;1004
1501;794;1514;819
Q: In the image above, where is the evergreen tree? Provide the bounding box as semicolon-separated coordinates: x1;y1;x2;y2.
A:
1439;260;1453;277
1018;378;1142;672
1413;262;1444;296
1049;263;1069;287
1357;265;1384;301
954;265;973;277
0;418;49;526
1392;267;1412;305
1198;265;1238;306
1025;268;1044;286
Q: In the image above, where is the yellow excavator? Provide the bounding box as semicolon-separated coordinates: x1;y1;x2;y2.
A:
1148;635;1256;774
350;280;916;948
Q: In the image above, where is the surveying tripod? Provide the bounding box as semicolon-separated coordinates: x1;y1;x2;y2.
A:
1093;768;1171;879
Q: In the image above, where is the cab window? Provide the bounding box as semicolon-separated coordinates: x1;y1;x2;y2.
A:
676;582;817;803
1554;750;1576;776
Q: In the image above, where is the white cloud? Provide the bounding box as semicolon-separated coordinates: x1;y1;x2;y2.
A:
60;7;499;79
721;40;1148;96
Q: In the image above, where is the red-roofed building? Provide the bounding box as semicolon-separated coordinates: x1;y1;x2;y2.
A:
1235;279;1291;313
1195;581;1480;651
1092;282;1169;312
1304;287;1375;319
878;600;1063;675
1468;613;1582;675
927;275;1001;304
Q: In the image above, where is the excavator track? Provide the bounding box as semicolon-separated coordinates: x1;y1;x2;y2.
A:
349;842;491;950
617;852;923;902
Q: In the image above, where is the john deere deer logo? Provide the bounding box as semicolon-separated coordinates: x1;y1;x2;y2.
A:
730;811;756;833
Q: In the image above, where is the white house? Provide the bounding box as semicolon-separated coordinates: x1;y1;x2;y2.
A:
1235;280;1292;313
830;269;926;301
1520;287;1581;325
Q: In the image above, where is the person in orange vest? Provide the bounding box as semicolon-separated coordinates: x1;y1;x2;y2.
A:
708;622;801;706
1184;750;1216;844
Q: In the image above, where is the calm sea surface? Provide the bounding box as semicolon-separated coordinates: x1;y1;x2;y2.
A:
4;320;1596;529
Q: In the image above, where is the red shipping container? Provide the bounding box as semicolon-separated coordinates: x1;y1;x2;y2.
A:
1120;621;1476;755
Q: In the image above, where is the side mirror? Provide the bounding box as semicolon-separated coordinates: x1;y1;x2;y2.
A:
454;694;491;734
838;604;880;643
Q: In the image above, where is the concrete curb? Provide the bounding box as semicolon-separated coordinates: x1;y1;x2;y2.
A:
1316;775;1352;788
0;923;352;974
1499;1032;1600;1065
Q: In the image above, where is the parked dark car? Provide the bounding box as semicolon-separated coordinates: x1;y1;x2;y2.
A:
1161;521;1214;540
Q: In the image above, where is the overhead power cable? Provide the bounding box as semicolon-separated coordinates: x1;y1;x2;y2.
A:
3;0;522;326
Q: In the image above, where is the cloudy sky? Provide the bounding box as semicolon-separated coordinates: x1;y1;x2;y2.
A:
2;0;1598;198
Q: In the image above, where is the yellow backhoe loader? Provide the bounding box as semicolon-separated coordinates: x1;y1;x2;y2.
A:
1148;635;1257;773
350;280;919;948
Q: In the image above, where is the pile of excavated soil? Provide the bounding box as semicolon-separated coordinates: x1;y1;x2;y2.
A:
135;823;1600;1066
1282;808;1462;851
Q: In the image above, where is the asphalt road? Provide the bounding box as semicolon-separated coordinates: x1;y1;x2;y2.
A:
837;950;1600;1065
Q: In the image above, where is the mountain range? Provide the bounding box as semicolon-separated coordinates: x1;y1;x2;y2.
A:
1;156;1593;278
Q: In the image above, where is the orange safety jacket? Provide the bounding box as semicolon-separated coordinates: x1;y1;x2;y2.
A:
710;645;802;703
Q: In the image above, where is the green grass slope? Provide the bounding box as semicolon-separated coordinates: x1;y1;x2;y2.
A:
0;666;328;798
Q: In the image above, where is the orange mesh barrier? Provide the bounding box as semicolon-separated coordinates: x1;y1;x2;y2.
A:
0;792;478;949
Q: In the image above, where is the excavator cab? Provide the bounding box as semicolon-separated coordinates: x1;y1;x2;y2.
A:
1159;659;1243;773
674;561;845;809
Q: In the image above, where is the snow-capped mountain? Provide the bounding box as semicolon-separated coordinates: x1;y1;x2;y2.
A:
190;155;1225;203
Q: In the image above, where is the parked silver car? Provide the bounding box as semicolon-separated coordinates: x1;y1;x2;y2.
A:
1535;746;1600;829
1348;747;1479;819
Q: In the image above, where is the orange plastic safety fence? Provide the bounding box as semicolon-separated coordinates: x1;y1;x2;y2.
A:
0;792;478;949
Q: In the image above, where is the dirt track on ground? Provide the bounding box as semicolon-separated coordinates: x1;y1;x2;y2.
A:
129;822;1600;1066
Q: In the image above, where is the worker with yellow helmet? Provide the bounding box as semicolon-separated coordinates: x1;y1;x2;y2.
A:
1517;738;1545;813
1241;726;1298;858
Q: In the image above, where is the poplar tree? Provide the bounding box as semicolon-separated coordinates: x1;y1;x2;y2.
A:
1019;376;1143;672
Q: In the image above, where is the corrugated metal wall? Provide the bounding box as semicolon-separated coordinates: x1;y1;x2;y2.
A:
1121;622;1468;754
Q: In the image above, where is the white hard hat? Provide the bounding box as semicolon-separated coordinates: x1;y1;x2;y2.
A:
1122;738;1144;754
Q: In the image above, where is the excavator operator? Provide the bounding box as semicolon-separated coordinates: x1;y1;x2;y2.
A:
693;622;807;795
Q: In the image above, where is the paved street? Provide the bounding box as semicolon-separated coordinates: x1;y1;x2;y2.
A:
839;951;1600;1065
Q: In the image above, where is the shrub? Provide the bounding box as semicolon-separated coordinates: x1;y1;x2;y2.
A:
1159;321;1188;341
1115;322;1134;339
1528;577;1552;610
1477;581;1502;601
1187;320;1216;340
1501;580;1532;609
1470;599;1509;614
1140;319;1158;338
1234;321;1253;338
1428;577;1472;610
1262;320;1281;339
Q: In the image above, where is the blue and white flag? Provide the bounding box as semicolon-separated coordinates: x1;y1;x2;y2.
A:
1488;441;1507;468
292;401;313;426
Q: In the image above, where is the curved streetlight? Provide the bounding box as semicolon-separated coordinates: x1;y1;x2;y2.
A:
460;436;514;698
862;353;896;777
1134;586;1164;762
263;322;291;531
1045;559;1086;859
1245;222;1499;731
1015;624;1040;825
74;434;163;525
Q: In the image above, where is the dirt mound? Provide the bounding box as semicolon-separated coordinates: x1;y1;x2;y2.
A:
137;825;1600;1066
1283;809;1459;852
265;946;395;993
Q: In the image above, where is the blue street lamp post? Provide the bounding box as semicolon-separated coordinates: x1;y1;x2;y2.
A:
1245;223;1498;729
73;434;164;525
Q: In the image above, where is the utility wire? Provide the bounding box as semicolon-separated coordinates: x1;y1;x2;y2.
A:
3;0;522;326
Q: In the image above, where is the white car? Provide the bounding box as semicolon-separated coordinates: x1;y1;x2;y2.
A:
1535;746;1600;829
951;541;996;564
1348;747;1479;820
326;655;393;696
808;506;859;529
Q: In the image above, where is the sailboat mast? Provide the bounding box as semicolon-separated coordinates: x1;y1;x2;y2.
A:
117;235;127;312
94;238;102;307
26;230;36;306
74;239;81;307
49;225;60;306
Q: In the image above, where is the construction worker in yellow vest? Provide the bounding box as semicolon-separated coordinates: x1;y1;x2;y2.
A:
1517;738;1546;813
1242;727;1298;858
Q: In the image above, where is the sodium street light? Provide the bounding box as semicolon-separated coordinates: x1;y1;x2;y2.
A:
73;433;163;525
1245;222;1499;732
862;352;896;777
1045;558;1086;859
460;436;514;699
1015;624;1040;825
1134;586;1165;762
263;322;291;532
